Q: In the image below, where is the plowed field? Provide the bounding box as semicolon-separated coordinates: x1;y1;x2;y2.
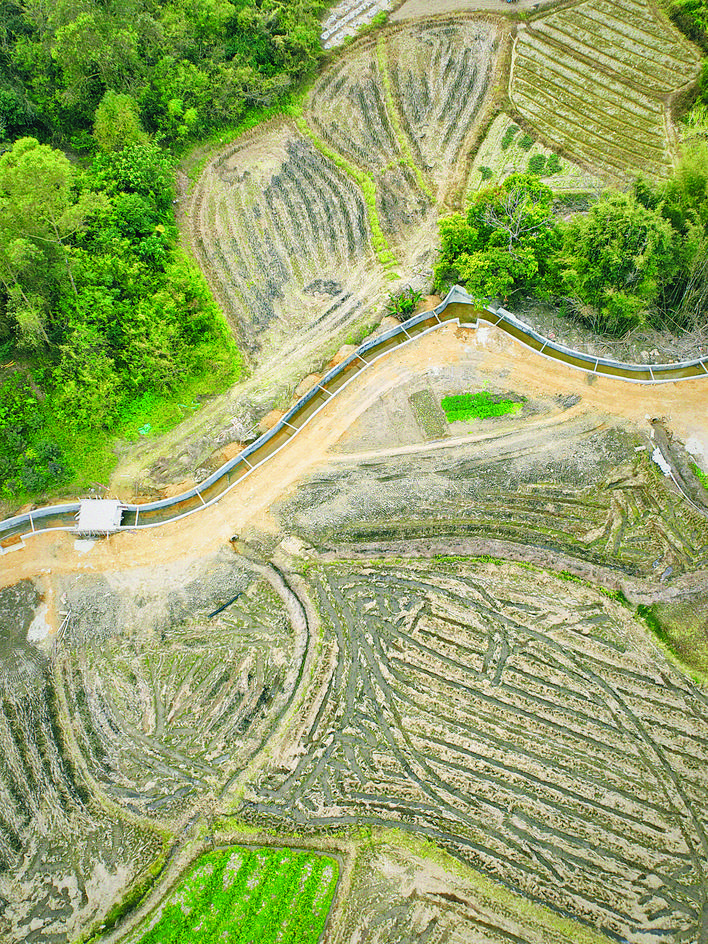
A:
3;321;708;943
4;4;708;942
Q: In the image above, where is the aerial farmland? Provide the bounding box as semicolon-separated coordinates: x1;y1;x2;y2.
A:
1;0;708;943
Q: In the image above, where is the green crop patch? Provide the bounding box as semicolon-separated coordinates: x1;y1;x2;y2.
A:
133;847;338;944
693;462;708;491
440;391;525;423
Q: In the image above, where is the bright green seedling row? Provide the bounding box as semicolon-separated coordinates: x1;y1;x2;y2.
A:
693;463;708;491
134;847;338;944
441;392;524;423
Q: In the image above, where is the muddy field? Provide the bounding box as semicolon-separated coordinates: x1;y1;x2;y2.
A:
3;323;708;943
105;0;700;496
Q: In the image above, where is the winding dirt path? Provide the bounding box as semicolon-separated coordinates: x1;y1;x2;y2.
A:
2;321;706;600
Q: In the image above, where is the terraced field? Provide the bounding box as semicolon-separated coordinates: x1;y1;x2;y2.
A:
59;558;299;817
244;559;708;942
184;18;501;389
4;340;708;943
6;4;708;942
510;0;701;180
469;114;604;194
0;582;165;944
0;552;306;944
188;126;376;363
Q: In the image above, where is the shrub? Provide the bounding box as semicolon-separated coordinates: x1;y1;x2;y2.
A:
480;165;493;180
387;285;423;320
527;153;546;176
518;133;534;150
545;153;562;175
501;124;519;150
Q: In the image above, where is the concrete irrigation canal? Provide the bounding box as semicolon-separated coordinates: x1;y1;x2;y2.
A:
2;285;707;554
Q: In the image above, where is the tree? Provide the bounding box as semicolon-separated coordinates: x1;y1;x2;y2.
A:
558;191;677;335
93;91;147;152
653;145;708;326
51;11;140;112
161;0;236;59
0;137;106;345
435;173;561;300
91;141;174;213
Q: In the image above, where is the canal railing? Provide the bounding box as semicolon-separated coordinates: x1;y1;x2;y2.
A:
2;285;706;553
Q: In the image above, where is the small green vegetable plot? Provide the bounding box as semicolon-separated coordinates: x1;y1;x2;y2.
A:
134;847;338;944
441;391;524;423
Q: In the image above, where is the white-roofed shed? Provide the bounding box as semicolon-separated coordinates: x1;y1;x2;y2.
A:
75;499;124;535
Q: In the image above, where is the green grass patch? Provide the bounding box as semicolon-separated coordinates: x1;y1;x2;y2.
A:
527;153;546;176
692;462;708;491
376;37;433;200
133;846;338;944
50;350;242;491
434;554;503;565
440;391;525;423
640;600;708;686
545;152;562;175
294;115;398;269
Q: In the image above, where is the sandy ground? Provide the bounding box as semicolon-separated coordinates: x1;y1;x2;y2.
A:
391;0;557;19
3;321;707;604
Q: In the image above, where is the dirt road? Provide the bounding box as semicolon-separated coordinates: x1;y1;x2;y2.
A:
3;321;706;599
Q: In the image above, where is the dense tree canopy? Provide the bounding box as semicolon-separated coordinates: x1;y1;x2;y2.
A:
436;174;561;301
0;0;324;504
0;135;239;501
0;0;326;147
558;192;677;335
436;150;708;337
670;0;708;50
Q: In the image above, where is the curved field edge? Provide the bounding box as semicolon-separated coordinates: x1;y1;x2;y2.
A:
244;555;708;939
48;553;708;943
106;1;694;495
110;820;614;944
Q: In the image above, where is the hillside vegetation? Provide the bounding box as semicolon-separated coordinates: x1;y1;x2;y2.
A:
436;149;708;336
0;0;324;506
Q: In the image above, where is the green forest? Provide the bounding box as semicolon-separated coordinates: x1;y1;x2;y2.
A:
435;154;708;337
3;0;708;507
0;0;325;504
